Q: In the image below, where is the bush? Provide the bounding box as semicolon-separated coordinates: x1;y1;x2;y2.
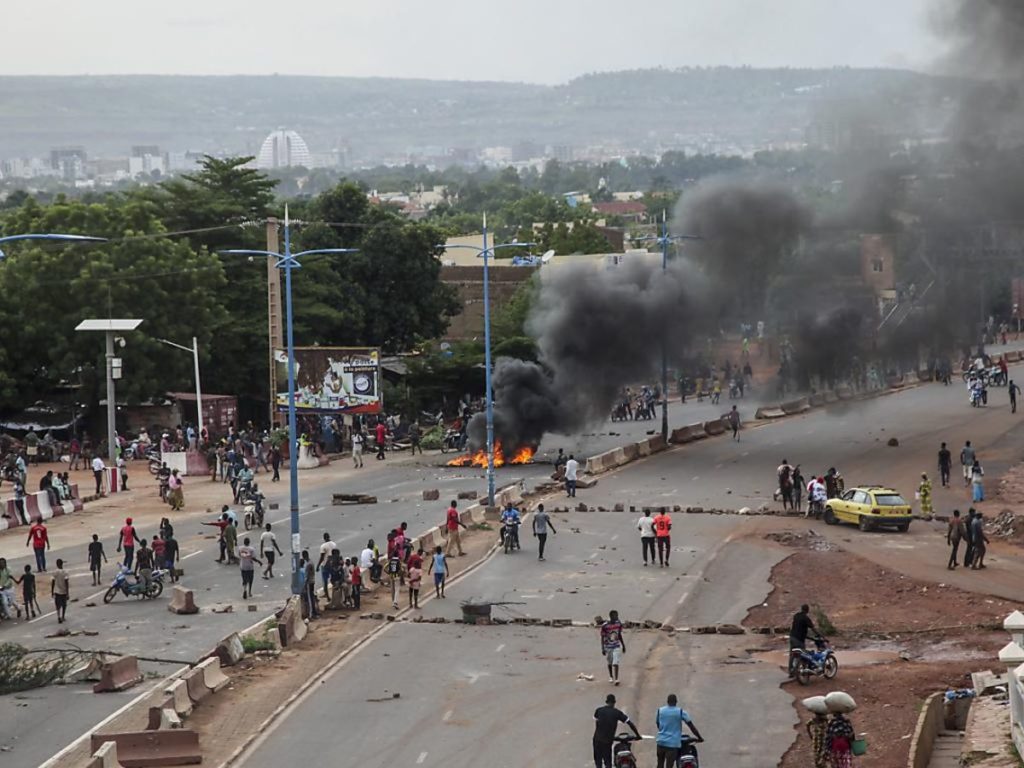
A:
0;643;76;694
420;425;444;450
241;635;276;653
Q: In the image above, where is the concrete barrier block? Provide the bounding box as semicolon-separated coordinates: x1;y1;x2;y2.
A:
754;406;786;419
213;632;244;666
86;740;120;768
836;385;854;399
469;505;487;524
809;393;826;407
621;443;640;460
780;397;810;415
184;667;211;706
635;440;652;458
904;371;919;384
703;419;726;437
197;657;229;692
277;595;307;647
91;730;201;767
646;435;667;452
824;391;839;403
93;656;143;693
167;587;198;615
165;680;193;718
147;697;180;730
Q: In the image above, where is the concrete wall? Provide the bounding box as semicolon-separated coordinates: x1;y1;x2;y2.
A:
907;692;944;768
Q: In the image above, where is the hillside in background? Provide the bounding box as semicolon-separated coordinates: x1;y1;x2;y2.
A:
0;68;958;160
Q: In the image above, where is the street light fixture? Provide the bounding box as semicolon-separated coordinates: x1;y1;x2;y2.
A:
220;206;358;596
0;233;106;259
438;214;535;507
157;337;204;440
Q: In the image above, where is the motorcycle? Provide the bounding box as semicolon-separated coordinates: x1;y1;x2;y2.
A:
146;448;163;475
501;520;520;553
791;636;839;686
969;385;988;407
242;487;265;530
439;429;462;454
612;734;642;768
679;735;702;767
103;565;166;602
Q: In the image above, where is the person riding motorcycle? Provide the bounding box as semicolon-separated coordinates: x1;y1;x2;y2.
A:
499;503;521;550
788;603;824;677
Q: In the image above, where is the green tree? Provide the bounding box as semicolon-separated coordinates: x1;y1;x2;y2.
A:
0;196;226;410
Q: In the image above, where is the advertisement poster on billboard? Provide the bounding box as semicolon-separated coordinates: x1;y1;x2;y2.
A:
274;347;382;414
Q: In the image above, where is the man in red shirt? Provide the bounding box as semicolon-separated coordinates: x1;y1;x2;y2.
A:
350;559;362;609
444;500;467;557
653;509;672;567
375;421;387;460
26;521;50;572
117;517;141;569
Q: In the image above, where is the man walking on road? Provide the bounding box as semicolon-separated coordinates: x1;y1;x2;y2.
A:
1011;380;1021;413
960;441;976;487
532;503;556;561
653;508;672;567
351;428;364;468
655;694;704;768
260;523;284;579
51;559;69;623
238;537;261;599
565;454;579;498
728;405;741;441
26;520;50;572
938;442;952;488
600;610;626;686
971;512;989;569
375;420;387;460
88;534;107;585
117;518;140;569
592;694;640;768
947;509;965;569
638;509;656;566
444;500;467;557
964;508;977;567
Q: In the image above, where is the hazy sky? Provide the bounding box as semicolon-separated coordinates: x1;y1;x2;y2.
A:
7;0;940;83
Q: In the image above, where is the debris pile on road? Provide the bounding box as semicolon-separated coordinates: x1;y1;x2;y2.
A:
986;509;1017;538
765;530;839;551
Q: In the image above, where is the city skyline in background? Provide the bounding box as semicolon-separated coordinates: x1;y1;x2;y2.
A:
7;0;939;83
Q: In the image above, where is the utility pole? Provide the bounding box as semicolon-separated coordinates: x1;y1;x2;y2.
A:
266;218;283;427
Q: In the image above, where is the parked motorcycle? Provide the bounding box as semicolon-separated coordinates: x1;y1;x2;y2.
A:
439;429;462;454
791;636;839;685
102;565;166;602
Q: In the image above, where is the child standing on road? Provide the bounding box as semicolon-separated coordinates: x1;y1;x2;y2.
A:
15;564;37;618
408;561;422;609
432;546;448;599
350;558;362;610
88;534;107;586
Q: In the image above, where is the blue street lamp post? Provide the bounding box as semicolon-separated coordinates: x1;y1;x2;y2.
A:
646;216;702;443
0;233;107;259
221;208;357;595
439;216;534;507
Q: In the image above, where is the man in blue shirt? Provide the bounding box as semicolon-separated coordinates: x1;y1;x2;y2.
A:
655;694;703;768
499;503;521;550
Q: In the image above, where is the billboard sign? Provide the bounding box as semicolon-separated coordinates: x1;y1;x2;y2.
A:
274;347;382;414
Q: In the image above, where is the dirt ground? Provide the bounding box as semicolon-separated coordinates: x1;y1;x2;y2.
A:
744;534;1015;768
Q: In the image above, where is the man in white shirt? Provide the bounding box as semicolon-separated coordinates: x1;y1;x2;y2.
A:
259;523;284;579
91;455;106;496
564;455;579;498
317;531;337;598
637;509;657;566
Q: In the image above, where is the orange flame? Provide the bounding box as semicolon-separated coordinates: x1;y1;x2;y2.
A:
447;441;535;468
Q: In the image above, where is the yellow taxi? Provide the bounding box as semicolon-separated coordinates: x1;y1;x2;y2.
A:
823;486;912;532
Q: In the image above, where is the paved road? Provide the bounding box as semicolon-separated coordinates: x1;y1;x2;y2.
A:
241;508;795;768
6;364;1024;766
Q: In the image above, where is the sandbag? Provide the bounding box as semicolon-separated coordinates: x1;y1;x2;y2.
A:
802;696;829;715
825;691;857;713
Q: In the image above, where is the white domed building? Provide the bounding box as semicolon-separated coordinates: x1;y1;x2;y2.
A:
256;129;312;169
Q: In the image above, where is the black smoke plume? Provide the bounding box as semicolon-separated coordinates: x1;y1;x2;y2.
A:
674;178;811;316
466;257;707;450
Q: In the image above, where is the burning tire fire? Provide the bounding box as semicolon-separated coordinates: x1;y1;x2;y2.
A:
446;441;536;468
